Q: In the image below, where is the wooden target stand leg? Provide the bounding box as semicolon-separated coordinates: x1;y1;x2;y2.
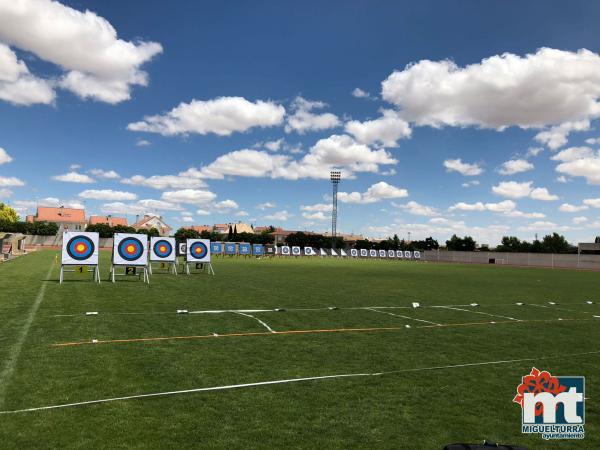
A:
148;261;178;275
59;264;100;284
185;262;215;276
109;264;150;284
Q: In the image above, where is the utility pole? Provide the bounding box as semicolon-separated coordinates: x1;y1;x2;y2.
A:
330;171;341;250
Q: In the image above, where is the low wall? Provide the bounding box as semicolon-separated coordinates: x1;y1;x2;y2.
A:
24;235;114;249
422;250;600;270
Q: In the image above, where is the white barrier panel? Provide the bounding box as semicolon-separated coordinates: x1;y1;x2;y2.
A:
281;246;291;255
369;249;377;258
304;246;316;256
350;249;358;257
113;233;148;266
187;239;211;263
320;248;327;256
340;249;348;257
150;237;176;262
414;250;421;259
387;250;395;258
360;249;368;257
292;246;301;256
331;249;338;256
62;231;99;265
404;251;412;259
379;250;386;258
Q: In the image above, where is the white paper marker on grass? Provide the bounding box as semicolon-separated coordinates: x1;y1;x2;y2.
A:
412;302;420;309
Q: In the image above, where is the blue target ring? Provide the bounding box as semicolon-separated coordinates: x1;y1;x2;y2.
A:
67;235;95;261
189;241;208;259
118;237;144;262
153;240;173;258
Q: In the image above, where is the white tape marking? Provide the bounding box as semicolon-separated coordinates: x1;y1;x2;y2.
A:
3;349;599;415
437;306;521;322
232;312;276;333
364;307;440;325
0;263;54;408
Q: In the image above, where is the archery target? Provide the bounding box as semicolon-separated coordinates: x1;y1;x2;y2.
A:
414;250;421;259
253;244;264;255
379;250;387;258
369;249;377;258
62;231;99;265
396;250;403;258
211;242;223;254
388;250;395;258
292;246;301;256
187;239;211;262
281;246;291;255
225;243;237;255
404;251;412;258
239;243;251;255
350;249;358;257
360;249;368;257
304;246;316;256
150;237;176;262
113;233;148;266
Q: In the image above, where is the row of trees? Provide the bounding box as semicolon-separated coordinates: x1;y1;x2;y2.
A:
284;232;343;249
354;235;439;251
173;228;275;244
86;224;160;238
0;219;59;236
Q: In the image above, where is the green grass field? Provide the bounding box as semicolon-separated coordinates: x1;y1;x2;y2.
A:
0;250;598;449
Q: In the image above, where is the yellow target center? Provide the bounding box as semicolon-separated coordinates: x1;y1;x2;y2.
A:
76;243;85;252
126;244;135;253
159;246;166;252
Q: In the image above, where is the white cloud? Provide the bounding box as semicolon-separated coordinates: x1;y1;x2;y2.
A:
395;200;438;216
559;203;588;212
583;198;600;208
257;202;276;210
0;0;162;104
551;146;595;162
214;199;239;210
78;189;137;201
443;158;483;176
0;43;54;105
492;181;558;201
0;188;12;198
498;159;534;175
121;174;206;190
300;203;330;212
0;147;13;164
128;96;285;136
51;171;95;183
461;180;480;188
517;221;572;232
180;215;194;223
0;176;25;187
89;168;120;179
196;209;210;216
344;109;411;147
448;199;544;218
573;216;588;224
263;210;292;221
555;156;600;184
351;88;371;99
264;138;283;152
381;48;600;133
236;210;249;217
302;211;329;221
285;96;340;134
585;137;600;145
338;181;408;204
199;149;289;179
161;189;216;205
534;120;590;149
136;139;151;147
556;175;569;183
101;199;182;215
526;147;543;157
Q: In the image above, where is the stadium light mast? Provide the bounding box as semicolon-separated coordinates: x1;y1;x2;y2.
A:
330;170;341;250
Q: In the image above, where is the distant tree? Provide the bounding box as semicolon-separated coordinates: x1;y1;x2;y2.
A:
174;228;200;240
0;203;19;222
541;233;575;254
31;221;59;236
446;234;476;251
595;236;600;244
86;223;114;238
233;225;238;241
137;227;160;237
496;236;523;252
412;236;439;250
227;226;233;240
112;225;136;234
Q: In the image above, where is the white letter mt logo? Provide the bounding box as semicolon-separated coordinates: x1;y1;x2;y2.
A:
514;368;585;440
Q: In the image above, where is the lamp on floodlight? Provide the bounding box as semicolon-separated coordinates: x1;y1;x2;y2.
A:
330;171;341;250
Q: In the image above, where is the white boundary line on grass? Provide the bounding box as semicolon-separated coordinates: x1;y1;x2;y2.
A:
364;307;441;325
0;263;54;408
231;312;276;333
435;306;521;322
2;349;599;415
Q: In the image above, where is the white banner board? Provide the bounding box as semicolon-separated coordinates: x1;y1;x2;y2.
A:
113;233;148;266
62;231;99;265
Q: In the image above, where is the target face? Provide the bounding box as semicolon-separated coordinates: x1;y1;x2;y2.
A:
150;237;176;262
388;250;395;258
360;249;368;257
369;249;377;257
239;243;251;254
225;243;237;255
350;249;358;257
292;246;301;255
304;247;315;256
282;246;291;255
405;251;412;258
211;242;223;254
396;250;403;258
253;244;264;255
187;239;211;262
379;250;387;258
62;232;99;265
113;233;148;265
414;251;421;259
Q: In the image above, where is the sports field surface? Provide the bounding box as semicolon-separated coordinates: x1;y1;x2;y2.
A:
0;250;598;449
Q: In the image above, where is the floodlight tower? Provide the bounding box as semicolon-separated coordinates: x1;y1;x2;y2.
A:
330;170;341;250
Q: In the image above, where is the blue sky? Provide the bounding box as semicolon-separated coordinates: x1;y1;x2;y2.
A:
1;0;600;244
